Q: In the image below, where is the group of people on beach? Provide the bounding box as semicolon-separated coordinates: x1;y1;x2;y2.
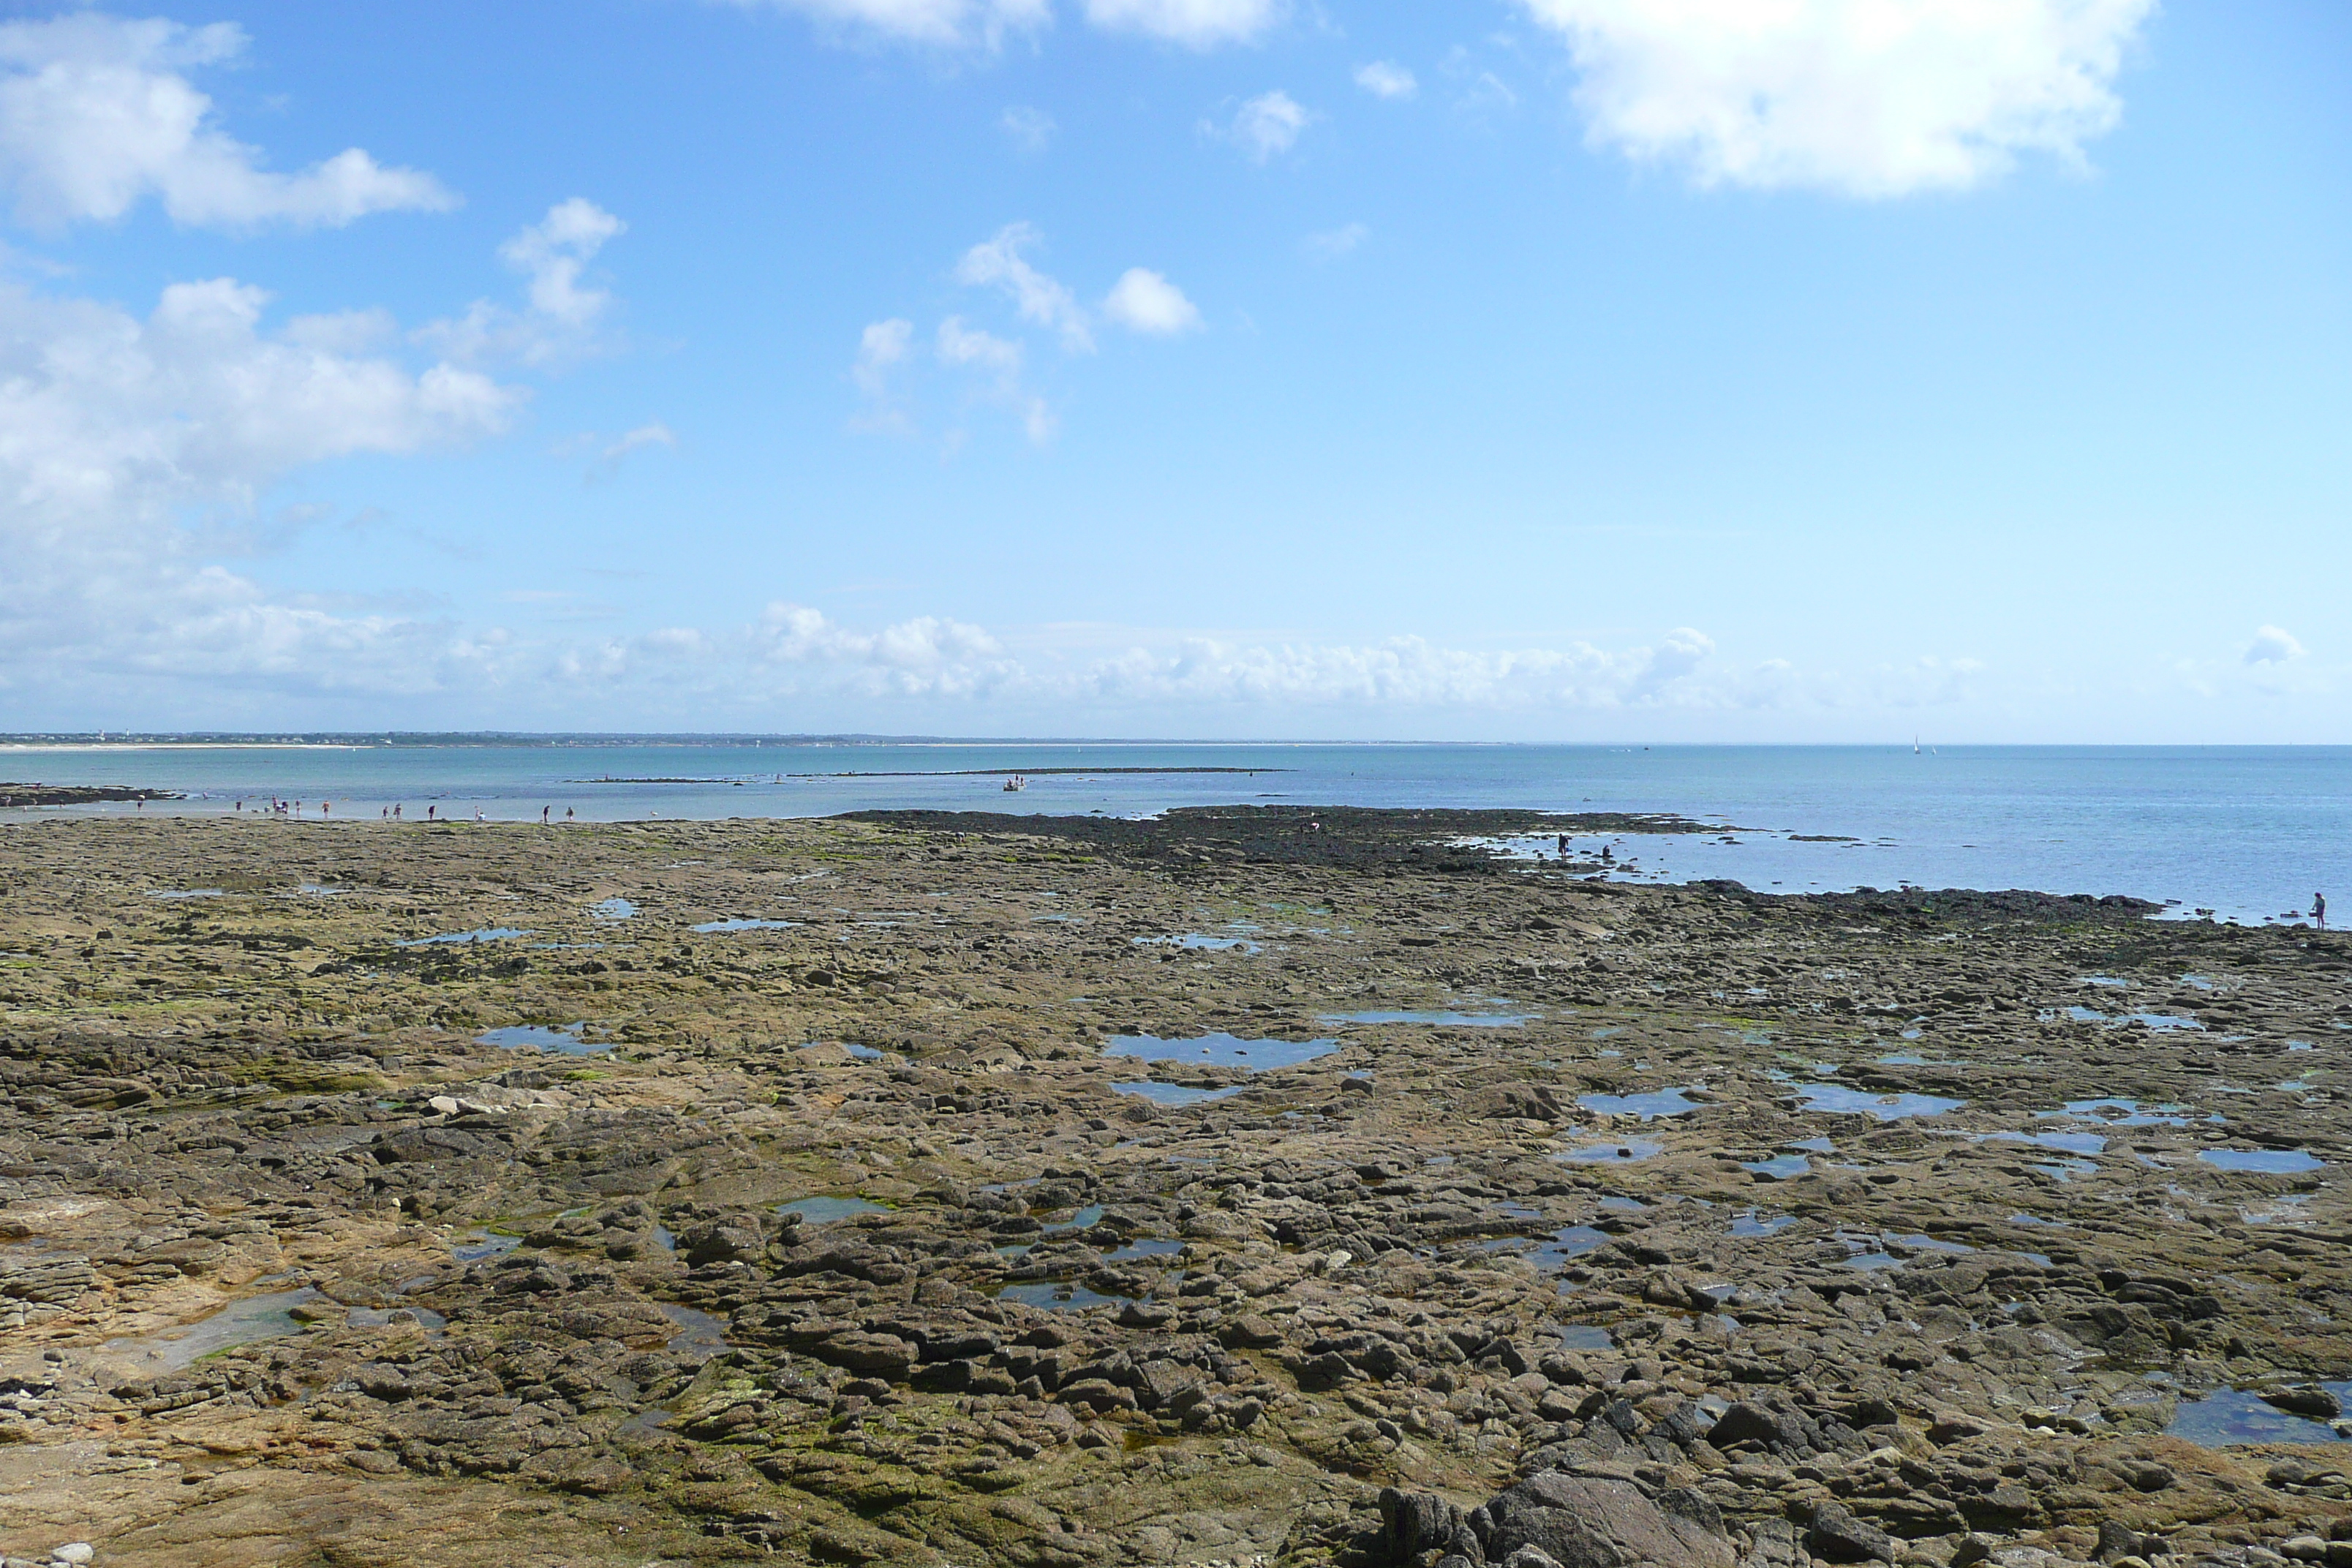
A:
230;798;580;826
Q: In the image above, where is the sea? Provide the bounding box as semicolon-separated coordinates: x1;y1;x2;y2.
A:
4;740;2348;929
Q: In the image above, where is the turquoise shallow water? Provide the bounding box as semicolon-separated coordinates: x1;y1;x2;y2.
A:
7;742;2350;924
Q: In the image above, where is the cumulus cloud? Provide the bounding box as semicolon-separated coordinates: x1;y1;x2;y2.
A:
955;222;1093;351
1101;268;1202;335
2245;625;2306;666
727;0;1049;50
1080;0;1281;49
1518;0;2155;197
420;199;627;367
0;272;519;694
1063;626;1728;709
1354;61;1417;99
0;12;454;231
1218;89;1311;162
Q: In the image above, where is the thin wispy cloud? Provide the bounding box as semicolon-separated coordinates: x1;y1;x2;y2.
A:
1079;0;1283;50
1303;222;1368;260
1000;105;1057;153
725;0;1049;51
1354;61;1417;100
955;222;1093;351
418;199;630;367
1213;89;1311;162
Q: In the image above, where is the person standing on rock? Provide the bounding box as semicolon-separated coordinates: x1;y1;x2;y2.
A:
2316;892;2328;930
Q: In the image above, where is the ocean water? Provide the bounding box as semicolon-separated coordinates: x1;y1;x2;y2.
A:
4;741;2349;926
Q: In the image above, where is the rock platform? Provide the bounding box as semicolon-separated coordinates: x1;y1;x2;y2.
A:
0;809;2348;1567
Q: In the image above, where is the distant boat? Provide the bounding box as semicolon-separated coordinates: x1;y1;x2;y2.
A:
1003;776;1028;792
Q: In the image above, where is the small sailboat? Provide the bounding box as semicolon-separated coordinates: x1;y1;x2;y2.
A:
1003;775;1028;793
1913;736;1921;755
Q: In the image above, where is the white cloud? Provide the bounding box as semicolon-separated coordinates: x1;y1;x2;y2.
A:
2246;626;2306;666
1101;268;1202;335
418;199;627;366
852;317;913;398
937;315;1054;442
0;272;519;695
601;422;676;462
936;315;1023;376
0;12;454;231
1303;221;1368;260
954;222;1093;351
1000;105;1058;153
1064;626;1727;709
727;0;1049;50
1080;0;1281;49
753;602;1011;696
1354;61;1417;100
1518;0;2155;197
1219;89;1311;162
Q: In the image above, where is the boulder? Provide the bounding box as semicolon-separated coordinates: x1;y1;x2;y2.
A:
1468;1472;1735;1568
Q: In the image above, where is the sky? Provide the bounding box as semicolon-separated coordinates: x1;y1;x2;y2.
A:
0;0;2346;742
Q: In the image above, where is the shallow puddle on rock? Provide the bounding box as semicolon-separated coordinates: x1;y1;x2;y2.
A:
2200;1148;2325;1173
396;927;532;946
1103;1238;1184;1262
776;1196;892;1223
1986;1131;2108;1156
1741;1153;1809;1179
1731;1210;1795;1237
477;1022;607;1055
589;897;638;921
1791;1083;1964;1120
662;1304;731;1362
997;1281;1136;1311
1528;1226;1611;1267
1556;1324;1615;1350
2166;1386;2352;1446
690;918;797;932
1103;1033;1338;1071
452;1232;522;1262
1891;1233;1974;1256
2054;1097;2191;1126
1133;933;1262;954
146;889;224;900
1109;1082;1245;1107
104;1288;320;1369
1578;1087;1703;1120
1042;1205;1105;1232
2030;1159;2098;1183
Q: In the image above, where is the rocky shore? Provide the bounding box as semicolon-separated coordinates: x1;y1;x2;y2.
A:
1;807;2348;1568
0;785;179;809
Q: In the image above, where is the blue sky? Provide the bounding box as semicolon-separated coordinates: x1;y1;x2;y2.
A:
1;0;2346;739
